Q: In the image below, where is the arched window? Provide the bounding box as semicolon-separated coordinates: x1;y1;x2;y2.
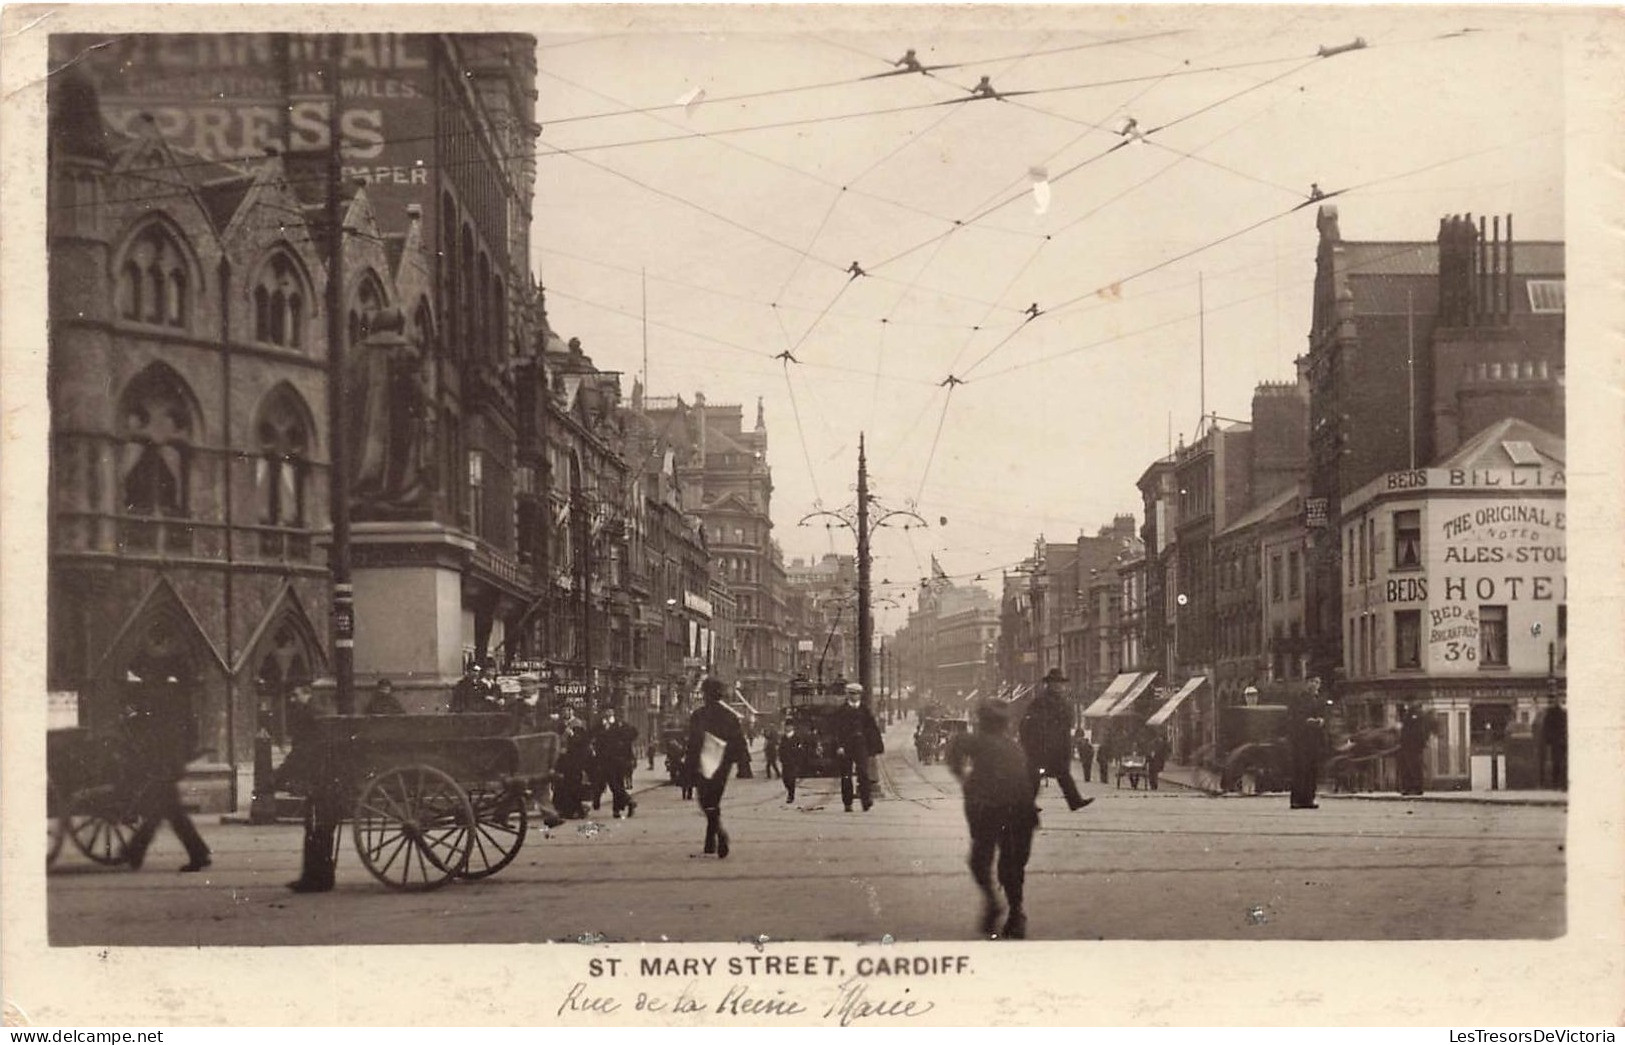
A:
347;274;386;348
117;364;196;552
117;222;191;329
252;252;307;348
255;385;312;558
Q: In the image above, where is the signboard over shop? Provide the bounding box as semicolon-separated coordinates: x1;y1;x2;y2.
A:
54;33;437;243
1379;466;1565;493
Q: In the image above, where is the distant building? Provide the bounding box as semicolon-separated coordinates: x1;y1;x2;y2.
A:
642;394;789;712
896;562;999;708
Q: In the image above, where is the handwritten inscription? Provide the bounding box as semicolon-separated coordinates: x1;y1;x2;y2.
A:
558;979;936;1024
564;953;967;1024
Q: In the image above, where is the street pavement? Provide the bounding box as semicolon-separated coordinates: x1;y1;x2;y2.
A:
47;719;1564;946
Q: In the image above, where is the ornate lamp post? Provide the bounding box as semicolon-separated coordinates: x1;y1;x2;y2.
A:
799;434;927;708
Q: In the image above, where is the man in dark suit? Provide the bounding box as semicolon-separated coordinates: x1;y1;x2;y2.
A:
278;683;340;892
779;720;808;803
832;683;882;812
947;701;1039;939
1019;669;1092;812
684;677;752;857
1288;682;1329;810
1397;703;1431;795
1074;730;1095;783
124;690;211;873
596;708;639;818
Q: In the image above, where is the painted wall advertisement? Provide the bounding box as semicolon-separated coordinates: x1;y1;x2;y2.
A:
1377;489;1566;676
55;33;436;240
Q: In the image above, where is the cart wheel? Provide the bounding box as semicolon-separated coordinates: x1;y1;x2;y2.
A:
65;787;137;866
457;786;528;880
352;765;474;891
47;779;65;869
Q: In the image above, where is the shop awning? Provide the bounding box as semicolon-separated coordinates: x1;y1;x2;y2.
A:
1081;673;1142;718
1107;671;1161;717
1146;675;1207;727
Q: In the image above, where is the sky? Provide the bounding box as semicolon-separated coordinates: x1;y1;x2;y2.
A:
524;7;1566;632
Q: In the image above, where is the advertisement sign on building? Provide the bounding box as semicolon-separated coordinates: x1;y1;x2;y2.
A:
54;33;438;243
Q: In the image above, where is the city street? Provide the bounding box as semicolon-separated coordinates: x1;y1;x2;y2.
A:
48;721;1564;947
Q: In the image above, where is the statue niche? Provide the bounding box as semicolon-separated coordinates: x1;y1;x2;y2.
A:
349;306;436;516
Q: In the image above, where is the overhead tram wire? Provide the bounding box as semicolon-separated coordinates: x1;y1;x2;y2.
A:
774;37;1058;369
929;43;1401;380
63;44;1345;227
953;103;1284;378
66;45;1340;208
537;244;1011;332
864;55;1327;276
969;240;1470;385
539;29;1195;128
542;284;941;388
780;356;826;510
913;381;959;505
943;123;1545;387
926;47;1190;379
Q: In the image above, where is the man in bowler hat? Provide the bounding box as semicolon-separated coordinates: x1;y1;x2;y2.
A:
1019;669;1093;812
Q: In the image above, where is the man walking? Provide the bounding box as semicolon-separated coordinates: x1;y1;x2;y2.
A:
1074;730;1094;783
946;701;1038;939
832;682;882;812
685;677;752;857
123;690;212;873
779;719;807;803
1019;669;1092;812
596;708;639;818
762;725;781;779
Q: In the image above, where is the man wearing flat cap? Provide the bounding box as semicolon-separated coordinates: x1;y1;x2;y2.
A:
1019;668;1092;812
832;682;884;812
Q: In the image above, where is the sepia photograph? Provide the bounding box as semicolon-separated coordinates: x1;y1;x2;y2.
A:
4;2;1622;1027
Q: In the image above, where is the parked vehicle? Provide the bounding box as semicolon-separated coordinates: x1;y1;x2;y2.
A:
914;715;970;764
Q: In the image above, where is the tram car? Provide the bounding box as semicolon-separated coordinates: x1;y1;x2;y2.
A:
784;676;853;778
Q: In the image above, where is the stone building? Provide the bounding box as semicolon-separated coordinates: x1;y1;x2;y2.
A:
45;33;539;809
642;395;789;713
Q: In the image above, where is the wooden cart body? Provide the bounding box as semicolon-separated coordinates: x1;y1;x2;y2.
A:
287;714;560;891
47;725;150;868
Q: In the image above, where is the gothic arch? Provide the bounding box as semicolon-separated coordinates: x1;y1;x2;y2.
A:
116;362;204;549
89;578;222;739
247;243;316;349
240;588;327;744
253;382;316;542
110;212;204;332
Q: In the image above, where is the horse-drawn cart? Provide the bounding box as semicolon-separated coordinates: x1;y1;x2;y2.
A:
285;713;559;892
